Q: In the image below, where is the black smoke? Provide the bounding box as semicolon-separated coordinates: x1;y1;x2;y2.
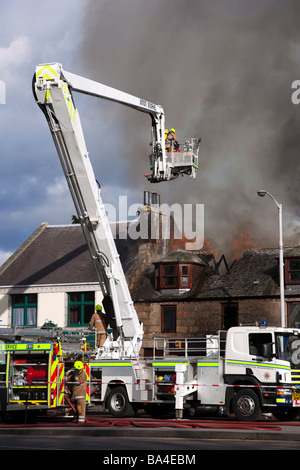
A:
76;0;300;259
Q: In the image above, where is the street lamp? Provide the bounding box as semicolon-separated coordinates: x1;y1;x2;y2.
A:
257;190;285;328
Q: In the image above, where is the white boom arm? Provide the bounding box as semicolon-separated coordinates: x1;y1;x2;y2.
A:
33;62;200;357
33;62;149;358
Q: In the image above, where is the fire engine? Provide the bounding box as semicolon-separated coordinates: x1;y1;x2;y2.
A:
1;63;299;422
0;326;87;420
1;322;300;422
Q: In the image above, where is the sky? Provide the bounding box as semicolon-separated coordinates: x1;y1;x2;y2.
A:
0;0;300;265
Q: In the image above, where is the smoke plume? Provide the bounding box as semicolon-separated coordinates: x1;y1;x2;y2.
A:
76;0;300;260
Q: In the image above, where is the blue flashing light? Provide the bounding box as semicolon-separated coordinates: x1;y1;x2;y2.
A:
261;321;267;326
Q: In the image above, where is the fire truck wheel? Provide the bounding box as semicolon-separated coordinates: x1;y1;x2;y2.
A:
231;388;261;421
106;386;134;418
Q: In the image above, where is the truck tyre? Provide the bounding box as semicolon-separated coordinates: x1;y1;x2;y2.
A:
106;386;134;418
232;389;261;421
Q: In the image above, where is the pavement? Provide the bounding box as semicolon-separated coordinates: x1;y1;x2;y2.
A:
0;416;299;442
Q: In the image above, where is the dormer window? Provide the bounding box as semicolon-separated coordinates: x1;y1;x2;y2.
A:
285;258;300;284
154;249;206;292
155;263;192;290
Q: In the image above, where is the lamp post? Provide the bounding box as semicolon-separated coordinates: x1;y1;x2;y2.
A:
257;190;285;328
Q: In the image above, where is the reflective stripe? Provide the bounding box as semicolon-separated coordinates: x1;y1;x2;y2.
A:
197;362;219;367
91;362;132;367
58;363;64;406
50;343;64;408
36;64;58;81
227;359;290;370
0;343;51;351
84;364;90;402
152;362;188;367
61;82;75;122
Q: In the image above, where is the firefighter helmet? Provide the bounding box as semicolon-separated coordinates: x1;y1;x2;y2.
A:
74;361;84;370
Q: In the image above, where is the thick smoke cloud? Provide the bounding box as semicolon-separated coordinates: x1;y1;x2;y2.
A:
77;0;300;260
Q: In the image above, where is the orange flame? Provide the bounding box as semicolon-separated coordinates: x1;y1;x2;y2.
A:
232;230;259;259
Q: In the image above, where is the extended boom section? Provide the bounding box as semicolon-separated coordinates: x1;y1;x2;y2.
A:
34;63;143;358
33;62;200;359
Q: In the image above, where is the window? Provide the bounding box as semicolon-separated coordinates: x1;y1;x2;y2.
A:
161;305;177;333
156;264;192;290
68;292;94;326
222;303;238;330
163;265;178;287
181;265;191;287
249;333;272;357
288;303;300;328
12;294;37;326
285;258;300;284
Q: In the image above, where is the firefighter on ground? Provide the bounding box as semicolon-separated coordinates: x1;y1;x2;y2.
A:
166;128;179;152
89;304;107;347
67;361;87;424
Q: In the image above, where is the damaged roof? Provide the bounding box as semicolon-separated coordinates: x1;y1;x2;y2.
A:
129;247;292;302
198;248;281;300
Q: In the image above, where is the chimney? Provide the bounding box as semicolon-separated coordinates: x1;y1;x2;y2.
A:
137;191;177;262
144;191;161;208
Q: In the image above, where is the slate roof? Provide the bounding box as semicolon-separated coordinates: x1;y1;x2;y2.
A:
197;248;281;300
0;224;97;286
0;222;139;288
